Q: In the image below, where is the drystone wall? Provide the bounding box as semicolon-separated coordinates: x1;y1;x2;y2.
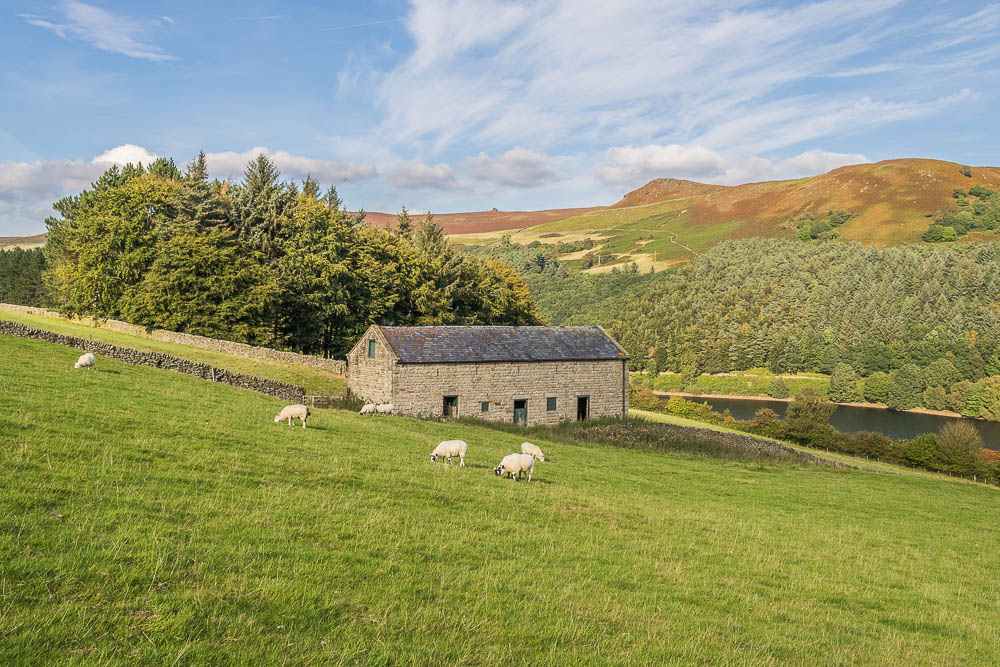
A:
0;303;346;375
1;319;304;403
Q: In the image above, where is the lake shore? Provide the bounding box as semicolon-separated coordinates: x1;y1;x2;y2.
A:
650;390;965;419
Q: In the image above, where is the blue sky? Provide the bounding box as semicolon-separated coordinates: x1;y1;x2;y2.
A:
2;0;999;235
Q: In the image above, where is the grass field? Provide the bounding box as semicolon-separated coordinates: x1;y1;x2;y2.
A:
4;333;1000;662
0;310;346;395
636;372;830;398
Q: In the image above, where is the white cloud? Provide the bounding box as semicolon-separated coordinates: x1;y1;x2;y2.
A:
0;145;379;236
93;144;160;165
202;147;377;183
594;144;728;185
594;144;870;186
385;161;456;189
22;1;177;61
464;148;559;187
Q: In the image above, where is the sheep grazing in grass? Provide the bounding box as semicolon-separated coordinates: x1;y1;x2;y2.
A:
495;453;535;482
430;439;468;466
74;352;96;370
274;404;310;428
521;442;545;462
359;403;377;415
375;403;395;415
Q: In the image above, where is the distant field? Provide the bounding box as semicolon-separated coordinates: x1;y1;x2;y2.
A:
636;372;830;397
4;334;1000;662
0;310;346;395
365;206;604;235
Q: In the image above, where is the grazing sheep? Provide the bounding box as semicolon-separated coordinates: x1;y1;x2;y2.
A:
375;403;395;415
74;352;95;370
359;403;377;415
521;442;546;462
430;439;468;466
495;453;535;482
274;404;310;428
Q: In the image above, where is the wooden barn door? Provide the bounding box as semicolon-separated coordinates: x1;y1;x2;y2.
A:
513;399;527;426
443;395;458;417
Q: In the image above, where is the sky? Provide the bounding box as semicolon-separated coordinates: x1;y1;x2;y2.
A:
2;1;1000;236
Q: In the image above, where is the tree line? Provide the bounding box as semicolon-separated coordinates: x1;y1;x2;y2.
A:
41;154;540;358
0;247;47;307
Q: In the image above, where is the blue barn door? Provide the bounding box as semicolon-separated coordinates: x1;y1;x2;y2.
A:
513;399;527;426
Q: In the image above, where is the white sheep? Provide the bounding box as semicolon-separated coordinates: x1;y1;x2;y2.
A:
521;442;546;462
495;453;535;482
274;404;310;428
74;352;95;370
430;439;468;466
359;403;377;415
375;403;395;415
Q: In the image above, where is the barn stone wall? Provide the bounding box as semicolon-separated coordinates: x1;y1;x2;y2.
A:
392;359;627;426
346;327;395;404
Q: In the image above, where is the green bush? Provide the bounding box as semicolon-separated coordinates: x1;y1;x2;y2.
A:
936;421;985;475
922;386;949;411
768;377;790;398
904;434;939;468
863;372;890;404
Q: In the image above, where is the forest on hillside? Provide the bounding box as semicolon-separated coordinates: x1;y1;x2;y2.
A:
32;155;538;357
523;238;1000;419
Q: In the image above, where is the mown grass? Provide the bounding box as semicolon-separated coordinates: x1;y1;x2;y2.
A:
4;333;1000;663
637;372;830;397
0;310;347;395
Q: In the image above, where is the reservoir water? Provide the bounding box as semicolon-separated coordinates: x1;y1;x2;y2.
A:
688;396;1000;450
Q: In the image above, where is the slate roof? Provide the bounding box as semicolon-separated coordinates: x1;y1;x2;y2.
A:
377;326;628;364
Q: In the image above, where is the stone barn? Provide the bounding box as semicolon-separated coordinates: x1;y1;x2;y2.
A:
347;325;629;426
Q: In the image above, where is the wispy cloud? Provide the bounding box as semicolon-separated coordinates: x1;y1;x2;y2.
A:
363;0;998;180
21;1;177;61
320;18;401;32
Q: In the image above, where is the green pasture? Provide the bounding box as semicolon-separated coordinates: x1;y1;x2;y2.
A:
2;334;1000;663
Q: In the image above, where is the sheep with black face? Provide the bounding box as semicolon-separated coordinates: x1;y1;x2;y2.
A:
430;439;468;466
495;453;534;482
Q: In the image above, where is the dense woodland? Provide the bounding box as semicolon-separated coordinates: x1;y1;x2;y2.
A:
523;238;1000;420
0;247;47;307
38;154;539;357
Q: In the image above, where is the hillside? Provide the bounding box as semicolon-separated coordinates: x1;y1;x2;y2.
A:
364;206;604;235
609;158;1000;246
5;332;1000;661
476;159;1000;272
611;178;727;208
0;233;46;250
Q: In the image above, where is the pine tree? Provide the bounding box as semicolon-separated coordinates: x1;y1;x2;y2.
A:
395;207;414;239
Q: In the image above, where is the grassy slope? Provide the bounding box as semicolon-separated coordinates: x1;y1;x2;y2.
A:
3;334;1000;663
637;372;830;398
0;310;346;395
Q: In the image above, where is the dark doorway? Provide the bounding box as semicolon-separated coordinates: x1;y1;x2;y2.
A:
577;396;590;421
443;395;458;417
513;399;527;426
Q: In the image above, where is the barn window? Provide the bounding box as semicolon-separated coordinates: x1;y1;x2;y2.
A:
367;339;375;358
481;401;489;413
546;397;557;411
